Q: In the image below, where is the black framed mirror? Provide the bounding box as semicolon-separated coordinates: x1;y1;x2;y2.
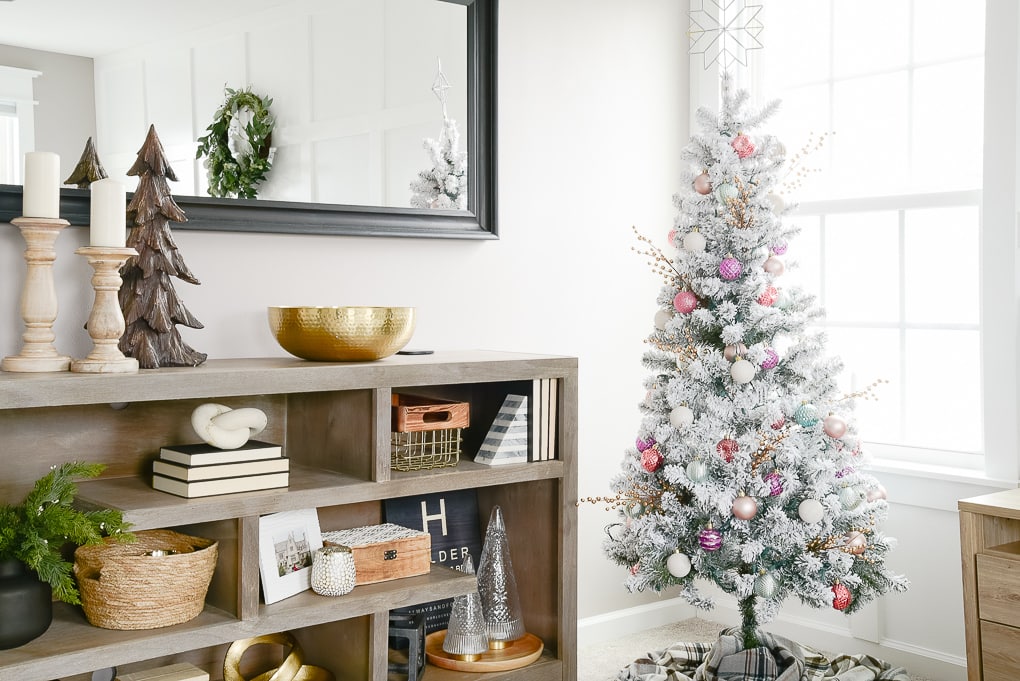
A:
0;0;497;239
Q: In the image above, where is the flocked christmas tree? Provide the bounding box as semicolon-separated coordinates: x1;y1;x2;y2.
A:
598;74;908;650
410;58;467;210
118;124;207;369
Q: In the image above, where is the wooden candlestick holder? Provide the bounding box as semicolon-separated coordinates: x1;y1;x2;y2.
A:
2;217;72;372
70;246;139;374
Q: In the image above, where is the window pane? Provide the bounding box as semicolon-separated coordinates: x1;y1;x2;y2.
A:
769;83;833;201
904;206;979;325
904;329;982;452
912;59;984;191
824;212;899;322
784;215;822;296
832;0;910;78
913;0;984;63
0;111;17;185
761;0;831;87
830;73;910;197
825;327;902;445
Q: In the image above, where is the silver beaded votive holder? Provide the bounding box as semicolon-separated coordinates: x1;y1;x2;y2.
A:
310;545;357;596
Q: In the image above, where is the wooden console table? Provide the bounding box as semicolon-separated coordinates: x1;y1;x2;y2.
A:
959;487;1020;681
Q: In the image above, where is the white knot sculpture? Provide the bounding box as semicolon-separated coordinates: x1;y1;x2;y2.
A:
191;403;268;450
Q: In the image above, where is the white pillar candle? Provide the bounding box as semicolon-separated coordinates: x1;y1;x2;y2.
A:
22;151;61;219
89;178;127;247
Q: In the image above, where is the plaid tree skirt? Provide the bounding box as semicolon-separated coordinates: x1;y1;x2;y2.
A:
616;629;910;681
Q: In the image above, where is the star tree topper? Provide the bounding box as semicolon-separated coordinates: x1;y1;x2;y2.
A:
689;0;764;70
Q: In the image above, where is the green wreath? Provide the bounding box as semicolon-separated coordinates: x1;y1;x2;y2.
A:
196;86;275;199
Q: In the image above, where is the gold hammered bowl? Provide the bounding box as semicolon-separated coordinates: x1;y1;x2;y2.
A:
268;306;416;361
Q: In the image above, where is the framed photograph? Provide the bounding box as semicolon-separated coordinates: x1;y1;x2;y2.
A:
258;508;323;604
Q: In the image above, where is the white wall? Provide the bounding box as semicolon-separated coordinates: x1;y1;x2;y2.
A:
0;3;1002;680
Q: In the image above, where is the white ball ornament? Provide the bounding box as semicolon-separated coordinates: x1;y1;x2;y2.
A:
666;551;693;578
670;405;695;428
730;358;756;384
682;230;707;253
654;309;672;331
798;498;825;524
768;193;786;213
866;484;888;502
762;256;785;277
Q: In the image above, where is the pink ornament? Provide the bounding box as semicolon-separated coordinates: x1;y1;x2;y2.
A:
832;583;852;611
674;290;698;314
763;256;785;277
771;416;785;430
731;133;755;159
694;172;713;195
668;227;678;245
699;527;723;551
636;436;655;452
823;414;848;439
771;240;788;255
719;257;743;280
757;286;779;306
641;445;664;472
630;563;640;576
835;466;855;479
764;471;783;496
716;438;739;462
732;495;758;520
761;348;779;370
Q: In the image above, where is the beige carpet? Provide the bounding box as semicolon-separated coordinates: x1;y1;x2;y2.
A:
578;617;936;681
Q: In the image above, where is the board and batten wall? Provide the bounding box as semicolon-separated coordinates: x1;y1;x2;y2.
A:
0;2;1003;680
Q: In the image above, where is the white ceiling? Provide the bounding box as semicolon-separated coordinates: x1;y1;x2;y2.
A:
0;0;291;58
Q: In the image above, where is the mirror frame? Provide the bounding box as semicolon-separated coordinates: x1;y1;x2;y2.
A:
0;0;497;240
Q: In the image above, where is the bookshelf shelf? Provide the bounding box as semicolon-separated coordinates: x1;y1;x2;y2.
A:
0;351;578;681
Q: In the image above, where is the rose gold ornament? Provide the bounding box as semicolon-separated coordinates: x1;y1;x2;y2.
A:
763;256;785;276
823;414;848;439
732;495;758;520
724;343;748;362
694;172;712;195
844;531;867;555
866;484;888;502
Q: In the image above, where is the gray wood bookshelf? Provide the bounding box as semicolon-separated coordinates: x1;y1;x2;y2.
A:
0;350;578;681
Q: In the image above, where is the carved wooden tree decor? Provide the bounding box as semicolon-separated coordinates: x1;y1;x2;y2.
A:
64;136;108;189
118;124;207;368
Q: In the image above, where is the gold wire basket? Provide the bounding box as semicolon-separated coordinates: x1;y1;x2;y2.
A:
391;428;463;471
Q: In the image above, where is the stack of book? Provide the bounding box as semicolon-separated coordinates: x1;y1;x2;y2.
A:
151;440;289;498
529;378;558;461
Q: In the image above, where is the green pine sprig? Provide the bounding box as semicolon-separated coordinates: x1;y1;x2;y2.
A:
0;462;134;604
196;86;276;199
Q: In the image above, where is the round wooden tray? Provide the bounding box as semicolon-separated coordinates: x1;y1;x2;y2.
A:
425;631;544;672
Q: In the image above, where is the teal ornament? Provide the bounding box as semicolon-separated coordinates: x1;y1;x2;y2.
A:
626;501;646;518
794;403;820;427
686;459;709;483
840;486;863;510
715;182;739;204
754;571;779;598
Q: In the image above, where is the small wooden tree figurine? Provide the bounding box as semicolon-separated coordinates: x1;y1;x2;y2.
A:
118;124;207;368
64;137;108;189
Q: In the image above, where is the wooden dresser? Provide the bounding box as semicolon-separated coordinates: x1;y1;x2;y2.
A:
959;488;1020;681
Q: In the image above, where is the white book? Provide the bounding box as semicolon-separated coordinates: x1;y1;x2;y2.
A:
159;440;282;466
153;456;289;482
152;471;289;498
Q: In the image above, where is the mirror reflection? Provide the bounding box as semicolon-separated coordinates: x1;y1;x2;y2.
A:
0;0;468;210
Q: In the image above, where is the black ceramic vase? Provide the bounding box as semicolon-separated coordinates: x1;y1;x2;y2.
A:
0;558;52;649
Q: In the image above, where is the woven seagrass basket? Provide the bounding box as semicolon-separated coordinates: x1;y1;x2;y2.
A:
74;528;218;630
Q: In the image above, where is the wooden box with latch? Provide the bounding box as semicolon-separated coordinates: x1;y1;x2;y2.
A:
321;523;431;586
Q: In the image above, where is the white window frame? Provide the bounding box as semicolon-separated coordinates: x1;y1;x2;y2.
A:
688;1;1019;485
0;64;41;183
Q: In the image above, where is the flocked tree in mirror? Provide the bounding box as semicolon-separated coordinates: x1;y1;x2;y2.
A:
118;124;207;369
410;58;467;210
597;74;908;651
64;137;108;189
